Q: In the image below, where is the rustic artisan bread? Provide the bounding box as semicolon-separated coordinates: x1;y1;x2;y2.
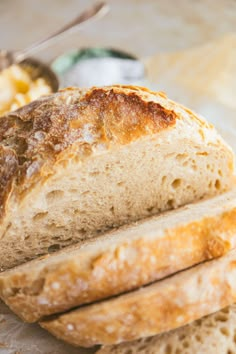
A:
1;188;236;322
97;305;236;354
41;248;236;348
0;85;234;270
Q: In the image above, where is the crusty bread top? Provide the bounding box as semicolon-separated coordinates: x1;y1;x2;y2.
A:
0;84;218;222
0;85;181;220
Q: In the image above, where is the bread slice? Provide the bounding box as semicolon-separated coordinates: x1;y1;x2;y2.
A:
0;85;233;270
41;248;236;347
2;188;236;322
97;304;236;354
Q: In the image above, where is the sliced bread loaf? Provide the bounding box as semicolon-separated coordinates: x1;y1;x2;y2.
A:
0;85;233;270
41;248;236;347
97;305;236;354
1;188;236;322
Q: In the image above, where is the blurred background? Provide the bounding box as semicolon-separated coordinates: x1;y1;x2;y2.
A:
1;0;236;60
0;0;235;100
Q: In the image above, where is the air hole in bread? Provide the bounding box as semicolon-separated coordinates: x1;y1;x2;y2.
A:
143;337;153;344
162;176;167;183
205;321;215;328
147;206;154;213
137;345;147;351
220;327;230;336
218;169;223;176
117;181;124;186
182;341;189;348
79;228;86;235
195;334;202;342
176;153;188;161
73;209;80;215
10;287;21;296
28;278;45;295
183;159;190;167
167;199;175;208
165;344;172;354
222;307;230;314
33;211;48;221
124;350;133;354
196;151;209;156
179;334;186;340
48;244;60;253
215;179;221;190
171;179;181;189
215;313;228;322
46;190;64;203
233;332;236;344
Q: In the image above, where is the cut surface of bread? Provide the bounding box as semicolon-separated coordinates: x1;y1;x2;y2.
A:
97;304;236;354
41;248;236;348
1;188;236;322
0;85;234;270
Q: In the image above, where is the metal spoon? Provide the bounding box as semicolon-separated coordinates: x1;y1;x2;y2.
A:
0;1;109;71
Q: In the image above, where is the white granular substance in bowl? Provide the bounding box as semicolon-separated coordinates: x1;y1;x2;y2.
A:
60;57;145;88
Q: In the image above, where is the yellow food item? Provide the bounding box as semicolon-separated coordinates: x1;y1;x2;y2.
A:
0;65;52;116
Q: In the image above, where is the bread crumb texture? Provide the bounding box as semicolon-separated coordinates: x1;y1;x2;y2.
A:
97;305;236;354
0;85;233;270
0;85;177;219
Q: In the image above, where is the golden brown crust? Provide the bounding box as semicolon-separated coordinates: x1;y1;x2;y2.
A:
40;249;236;348
1;197;236;322
0;86;177;220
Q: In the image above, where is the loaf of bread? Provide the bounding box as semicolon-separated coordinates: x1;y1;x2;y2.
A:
41;248;236;347
97;304;236;354
1;187;236;322
0;85;234;270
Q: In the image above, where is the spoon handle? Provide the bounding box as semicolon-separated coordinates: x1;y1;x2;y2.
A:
14;2;109;63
